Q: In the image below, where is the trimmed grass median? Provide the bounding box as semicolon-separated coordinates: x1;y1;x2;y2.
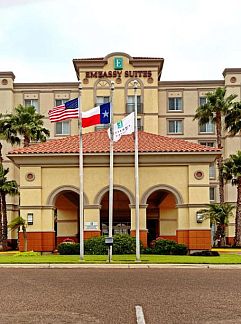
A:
0;253;241;264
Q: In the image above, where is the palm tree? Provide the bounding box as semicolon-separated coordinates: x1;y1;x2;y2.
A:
0;113;20;163
8;216;27;252
225;101;241;135
0;166;19;250
1;105;50;147
199;203;234;247
194;87;237;203
222;151;241;246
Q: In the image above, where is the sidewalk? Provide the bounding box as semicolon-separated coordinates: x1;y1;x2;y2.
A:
1;263;241;269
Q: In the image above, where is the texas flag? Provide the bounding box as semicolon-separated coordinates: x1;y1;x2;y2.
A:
82;102;111;128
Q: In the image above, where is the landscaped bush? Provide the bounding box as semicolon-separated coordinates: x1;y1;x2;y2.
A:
84;236;107;255
58;242;80;255
113;234;137;254
149;239;187;255
57;234;143;255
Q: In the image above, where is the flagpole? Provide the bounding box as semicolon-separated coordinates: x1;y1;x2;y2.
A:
134;80;141;262
78;81;84;261
108;81;115;262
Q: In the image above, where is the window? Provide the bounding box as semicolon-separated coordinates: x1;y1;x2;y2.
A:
168;97;182;111
199;140;216;147
55;99;68;106
200;121;215;133
137;117;143;131
199;97;207;106
210;187;215;202
95;124;109;131
168;120;183;134
126;96;142;114
56;120;70;135
96;96;110;105
209;162;216;179
24;99;39;112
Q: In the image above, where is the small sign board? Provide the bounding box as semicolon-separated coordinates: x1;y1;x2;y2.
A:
84;222;98;230
114;57;123;70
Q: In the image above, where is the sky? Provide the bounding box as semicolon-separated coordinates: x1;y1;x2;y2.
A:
0;0;241;83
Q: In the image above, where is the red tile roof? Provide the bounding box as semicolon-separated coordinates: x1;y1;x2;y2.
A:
8;130;220;155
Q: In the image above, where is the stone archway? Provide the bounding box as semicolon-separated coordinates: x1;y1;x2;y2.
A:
99;189;132;236
47;186;83;246
142;185;183;245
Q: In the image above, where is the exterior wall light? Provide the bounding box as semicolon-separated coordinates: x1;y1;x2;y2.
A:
196;211;204;223
27;213;33;225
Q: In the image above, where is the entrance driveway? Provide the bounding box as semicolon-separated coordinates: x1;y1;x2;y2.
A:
1;268;241;323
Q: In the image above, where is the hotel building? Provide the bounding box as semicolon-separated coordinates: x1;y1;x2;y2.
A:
1;52;240;251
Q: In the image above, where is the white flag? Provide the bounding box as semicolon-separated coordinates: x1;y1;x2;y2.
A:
108;112;135;142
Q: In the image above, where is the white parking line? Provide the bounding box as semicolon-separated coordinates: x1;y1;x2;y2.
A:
135;305;146;324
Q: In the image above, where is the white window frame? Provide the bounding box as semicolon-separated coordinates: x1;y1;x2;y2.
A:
55;120;70;136
24;99;39;112
168;97;183;112
167;119;183;134
96;96;110;106
199;97;207;106
127;95;142;114
199;140;216;147
199;121;215;134
55;99;68;107
210;187;216;202
209;162;216;179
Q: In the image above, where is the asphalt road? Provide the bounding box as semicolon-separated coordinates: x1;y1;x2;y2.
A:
0;268;241;323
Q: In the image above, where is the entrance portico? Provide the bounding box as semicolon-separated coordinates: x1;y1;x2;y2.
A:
8;130;220;252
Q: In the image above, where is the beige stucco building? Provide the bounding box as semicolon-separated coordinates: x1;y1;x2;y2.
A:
0;52;240;251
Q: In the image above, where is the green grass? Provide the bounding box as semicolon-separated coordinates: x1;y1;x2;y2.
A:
0;253;241;264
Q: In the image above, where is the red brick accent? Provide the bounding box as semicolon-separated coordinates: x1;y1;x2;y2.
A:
226;237;235;246
177;230;211;250
130;230;148;248
19;232;55;252
84;231;101;240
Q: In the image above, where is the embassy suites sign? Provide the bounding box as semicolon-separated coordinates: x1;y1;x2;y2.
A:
85;70;152;79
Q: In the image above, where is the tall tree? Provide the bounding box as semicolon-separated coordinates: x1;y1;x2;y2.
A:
222;151;241;246
199;203;234;247
194;87;237;203
1;105;50;147
225;101;241;135
0;166;19;250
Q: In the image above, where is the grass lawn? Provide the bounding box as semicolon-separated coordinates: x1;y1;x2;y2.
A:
0;253;241;264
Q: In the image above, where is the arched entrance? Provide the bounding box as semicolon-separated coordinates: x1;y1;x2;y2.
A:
100;189;131;236
146;190;178;245
54;190;79;245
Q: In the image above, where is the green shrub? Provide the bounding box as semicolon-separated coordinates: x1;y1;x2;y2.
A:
84;236;107;255
113;234;137;254
152;239;187;255
58;234;144;255
58;243;80;255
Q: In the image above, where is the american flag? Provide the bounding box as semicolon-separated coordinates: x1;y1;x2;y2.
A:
48;98;79;122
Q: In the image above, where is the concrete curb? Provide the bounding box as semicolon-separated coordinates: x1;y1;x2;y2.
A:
0;263;241;269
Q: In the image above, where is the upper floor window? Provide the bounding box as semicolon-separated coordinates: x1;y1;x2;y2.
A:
199;121;215;133
96;96;110;106
55;99;68;106
199;140;216;147
24;99;39;112
56;120;70;135
209;162;216;179
199;97;207;106
126;96;142;114
210;187;216;202
168;97;182;111
168;120;183;134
